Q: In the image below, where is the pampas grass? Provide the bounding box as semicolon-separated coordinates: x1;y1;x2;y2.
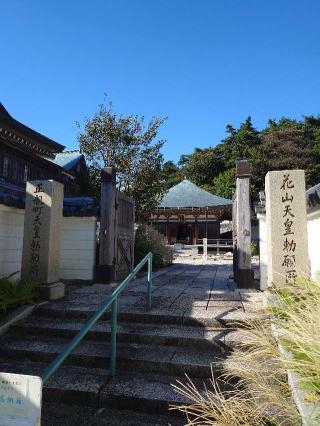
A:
172;277;320;425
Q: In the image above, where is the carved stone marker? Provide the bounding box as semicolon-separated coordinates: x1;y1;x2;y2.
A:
21;180;65;300
0;372;42;425
265;170;310;286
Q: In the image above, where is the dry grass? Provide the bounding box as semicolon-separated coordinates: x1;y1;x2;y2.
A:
172;371;265;426
272;278;320;397
171;277;320;425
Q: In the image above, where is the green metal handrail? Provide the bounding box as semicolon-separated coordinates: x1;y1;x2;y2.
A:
41;252;153;383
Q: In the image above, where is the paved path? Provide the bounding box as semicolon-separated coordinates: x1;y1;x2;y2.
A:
59;256;263;322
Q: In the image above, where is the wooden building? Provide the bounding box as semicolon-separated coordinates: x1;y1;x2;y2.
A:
0;103;87;195
151;179;232;245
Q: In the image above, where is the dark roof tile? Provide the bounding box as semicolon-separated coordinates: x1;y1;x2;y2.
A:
159;180;232;208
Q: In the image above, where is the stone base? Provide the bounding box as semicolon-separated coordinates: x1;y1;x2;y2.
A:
40;282;65;300
236;269;255;289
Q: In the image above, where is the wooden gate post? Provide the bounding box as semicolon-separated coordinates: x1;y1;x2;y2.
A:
96;167;116;283
234;160;255;288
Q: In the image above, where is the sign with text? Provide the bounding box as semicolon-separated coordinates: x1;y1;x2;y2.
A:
265;170;310;286
20;180;63;285
0;373;42;425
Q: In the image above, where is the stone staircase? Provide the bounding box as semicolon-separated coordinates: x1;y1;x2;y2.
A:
0;299;261;425
0;261;264;425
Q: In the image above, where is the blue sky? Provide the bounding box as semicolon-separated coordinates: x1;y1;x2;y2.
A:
1;1;320;162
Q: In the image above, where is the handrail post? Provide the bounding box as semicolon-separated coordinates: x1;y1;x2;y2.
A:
147;254;152;311
110;298;118;377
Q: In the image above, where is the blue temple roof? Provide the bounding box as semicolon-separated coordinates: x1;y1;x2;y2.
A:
159;179;232;208
50;150;84;170
0;181;99;217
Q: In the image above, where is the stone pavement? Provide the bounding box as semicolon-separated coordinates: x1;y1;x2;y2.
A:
41;254;262;321
0;254;265;425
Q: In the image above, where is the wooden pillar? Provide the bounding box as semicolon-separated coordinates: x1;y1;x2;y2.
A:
205;210;208;238
96;167;116;283
235;160;255;288
194;219;199;245
165;219;171;244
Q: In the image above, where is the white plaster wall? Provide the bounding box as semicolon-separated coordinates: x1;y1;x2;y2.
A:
307;209;320;281
60;217;96;281
0;205;24;278
0;204;96;282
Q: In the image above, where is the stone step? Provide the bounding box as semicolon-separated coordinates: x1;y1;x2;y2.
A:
0;359;192;420
34;304;262;328
11;316;240;351
0;335;225;378
42;403;185;426
99;373;191;415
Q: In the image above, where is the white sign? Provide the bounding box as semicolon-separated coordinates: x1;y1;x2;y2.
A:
0;373;42;426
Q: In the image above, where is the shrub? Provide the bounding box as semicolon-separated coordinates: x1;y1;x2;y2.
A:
251;241;259;256
0;272;38;314
135;225;173;270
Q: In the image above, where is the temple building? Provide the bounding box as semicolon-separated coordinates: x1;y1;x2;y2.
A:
0;103;88;195
151;179;232;245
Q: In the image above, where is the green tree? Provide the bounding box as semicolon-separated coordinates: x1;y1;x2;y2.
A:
77;101;167;221
179;147;225;188
220;117;260;169
161;160;183;190
211;168;236;199
261;120;320;188
175;118;262;198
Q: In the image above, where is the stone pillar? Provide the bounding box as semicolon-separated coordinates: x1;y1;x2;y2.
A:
203;238;208;261
21;180;65;300
235;161;255;288
96;167;116;283
265;170;310;286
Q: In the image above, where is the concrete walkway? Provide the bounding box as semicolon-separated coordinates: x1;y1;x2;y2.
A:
55;255;260;311
54;255;264;327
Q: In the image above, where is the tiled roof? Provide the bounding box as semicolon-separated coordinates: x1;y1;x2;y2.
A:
50;150;84;170
159;179;232;208
0;181;99;217
0;103;64;153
